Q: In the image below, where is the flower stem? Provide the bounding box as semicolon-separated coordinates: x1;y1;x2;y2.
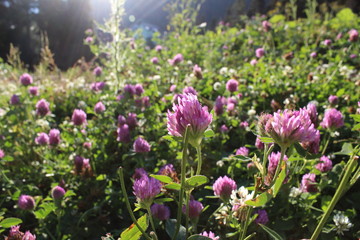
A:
185;191;191;238
269;146;287;188
239;207;253;240
173;125;190;240
118;167;152;240
321;132;331;155
196;146;202;175
310;153;358;240
147;207;158;239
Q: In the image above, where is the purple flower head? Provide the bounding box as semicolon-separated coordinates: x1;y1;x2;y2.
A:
155;45;162;52
126;112;138;130
168;53;183;65
35;132;49;145
301;173;317;193
133;168;148;180
51;186;66;199
116;124;130;143
10;94;20;105
306;103;318;127
263;108;319;148
91;82;106;91
320;109;344;130
213;176;237;201
20;73;33;86
18;195;35;210
93;66;102;76
240;121;249;128
301;130;320;154
48;129;61;146
72;109;87;126
214;96;226;116
310;52;317;58
257;113;273;136
124;84;136;96
262;20;271;32
193;64;203;79
169;84;177;92
74;155;84;172
183;86;198;95
134;84;144;96
220;124;229;133
226;79;239;92
255;136;265;150
94;102;106;114
182;200;203;219
350;54;357;59
158;164;175;176
254;209;269;225
236;147;249;156
151;204;170;220
167;93;212;147
22;231;36;240
118;115;126;125
323;39;332;46
268;152;288;175
348;29;358;42
336;33;343;40
36;99;50;117
28;86;39;96
0;149;4;159
133;175;161;206
83;142;92;149
256;48;265;58
250;59;258;65
85;28;93;35
151;57;159;64
316;156;333;172
142;96;150;108
133;137;151;153
85;36;93;44
328;95;339;106
8;225;23;239
200;231;220;240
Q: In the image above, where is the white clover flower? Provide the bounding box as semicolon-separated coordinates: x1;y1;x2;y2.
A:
36;119;50;128
333;212;353;235
153;75;161;80
289;187;302;198
230;186;253;209
219;67;228;75
248;109;256;116
213;82;222;91
216;160;224;167
229;68;236;75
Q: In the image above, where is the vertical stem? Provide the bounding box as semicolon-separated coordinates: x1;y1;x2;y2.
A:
310;154;358;240
185;191;191;238
118;167;152;240
196;146;202;176
239;207;253;240
173;125;190;240
270;146;287;188
147;207;158;239
321;132;330;155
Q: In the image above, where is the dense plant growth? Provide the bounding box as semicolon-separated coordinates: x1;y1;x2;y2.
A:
0;1;359;240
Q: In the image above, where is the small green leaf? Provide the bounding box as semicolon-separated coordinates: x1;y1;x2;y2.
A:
269;14;285;24
96;174;107;180
204;129;214;138
259;137;274;143
259;224;284;240
166;219;186;240
0;218;23;228
154;198;174;204
164;183;181;191
245;192;272;207
120;214;148;240
334;143;353;156
350;114;360;122
187;235;212;240
150;174;173;184
272;165;286;197
34;202;56;220
64;190;76;198
185;175;209;188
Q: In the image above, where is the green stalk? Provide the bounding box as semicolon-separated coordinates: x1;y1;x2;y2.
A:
321;132;331;155
239;207;253;240
118;167;152;240
147;207;158;239
196;146;202;176
185;191;191;238
310;154;358;240
173;125;190;240
269;146;287;188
